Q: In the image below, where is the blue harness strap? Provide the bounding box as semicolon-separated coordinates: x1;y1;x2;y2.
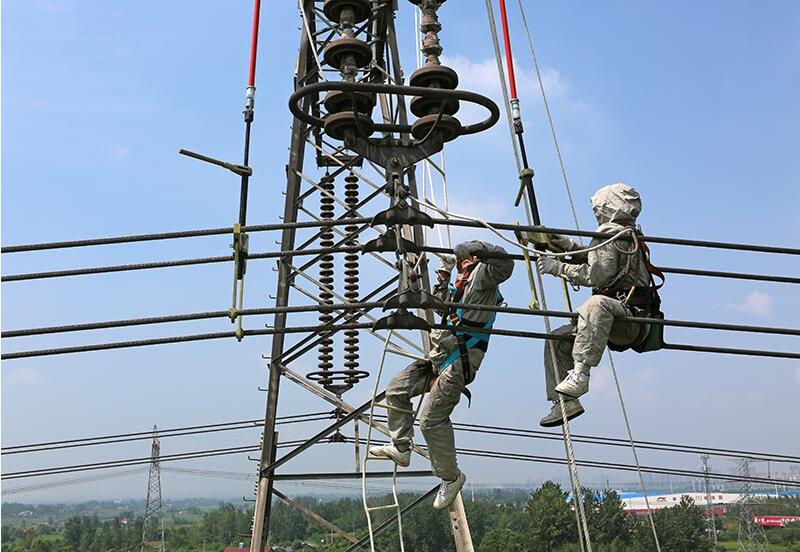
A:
437;293;500;375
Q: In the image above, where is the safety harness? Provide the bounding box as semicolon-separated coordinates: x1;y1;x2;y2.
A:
435;262;503;405
596;229;666;353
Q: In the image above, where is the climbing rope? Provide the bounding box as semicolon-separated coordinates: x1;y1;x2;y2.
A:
513;4;662;548
607;351;663;551
486;1;593;549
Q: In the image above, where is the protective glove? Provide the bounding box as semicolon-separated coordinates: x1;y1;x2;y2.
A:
536;255;563;276
453;242;475;261
546;233;578;254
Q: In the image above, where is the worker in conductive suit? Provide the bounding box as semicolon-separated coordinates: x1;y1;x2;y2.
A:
536;183;663;427
369;240;514;510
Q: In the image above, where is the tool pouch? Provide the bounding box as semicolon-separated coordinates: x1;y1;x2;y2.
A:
632;309;665;353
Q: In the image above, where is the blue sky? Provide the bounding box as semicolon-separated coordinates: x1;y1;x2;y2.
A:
2;1;799;503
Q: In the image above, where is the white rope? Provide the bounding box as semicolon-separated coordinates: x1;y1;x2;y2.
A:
484;2;593;550
413;195;639;259
606;351;662;551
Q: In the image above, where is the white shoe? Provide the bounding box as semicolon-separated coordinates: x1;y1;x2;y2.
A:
433;471;466;510
555;369;589;398
368;444;411;467
539;399;585;427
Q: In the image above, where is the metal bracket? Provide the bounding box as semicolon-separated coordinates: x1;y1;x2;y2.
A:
370;200;434;228
514;167;535;208
178;148;252;177
361;228;420;254
372;308;431;331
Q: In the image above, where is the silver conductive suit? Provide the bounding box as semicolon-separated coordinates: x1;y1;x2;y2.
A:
384;241;514;482
537;184;663;426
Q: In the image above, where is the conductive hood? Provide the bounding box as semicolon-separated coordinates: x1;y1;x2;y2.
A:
590;183;641;226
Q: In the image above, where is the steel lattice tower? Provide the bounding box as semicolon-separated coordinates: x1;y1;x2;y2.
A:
247;1;499;551
737;458;768;552
700;454;718;546
141;425;166;552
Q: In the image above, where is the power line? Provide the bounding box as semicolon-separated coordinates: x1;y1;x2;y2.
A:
1;440;309;481
3;321;798;361
3;245;797;285
4;414;797;471
3;218;798;257
5;301;798;340
4;438;797;488
1;412;331;455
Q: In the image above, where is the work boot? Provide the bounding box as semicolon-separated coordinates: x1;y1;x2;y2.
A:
555;369;589;398
367;444;411;467
433;471;466;510
539;399;585;427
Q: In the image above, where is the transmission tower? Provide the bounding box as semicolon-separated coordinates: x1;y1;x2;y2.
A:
141;425;166;552
737;458;768;552
700;454;718;546
248;1;499;551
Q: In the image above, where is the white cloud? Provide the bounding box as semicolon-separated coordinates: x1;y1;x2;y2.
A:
729;290;773;317
442;55;570;102
5;368;50;385
438;55;586;123
110;145;129;159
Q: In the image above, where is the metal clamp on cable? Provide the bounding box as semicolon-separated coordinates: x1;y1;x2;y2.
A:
514;167;535;208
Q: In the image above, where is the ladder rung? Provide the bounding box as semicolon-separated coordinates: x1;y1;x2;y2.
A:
366;503;399;512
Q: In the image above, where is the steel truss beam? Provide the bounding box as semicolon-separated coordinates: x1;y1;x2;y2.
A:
272;487;358;544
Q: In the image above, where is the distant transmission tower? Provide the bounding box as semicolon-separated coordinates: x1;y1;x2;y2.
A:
737;458;768;552
700;454;718;546
141;425;166;552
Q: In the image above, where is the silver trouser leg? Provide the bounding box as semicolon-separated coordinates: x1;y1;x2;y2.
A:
385;360;431;450
545;324;577;401
573;295;638;368
420;349;484;481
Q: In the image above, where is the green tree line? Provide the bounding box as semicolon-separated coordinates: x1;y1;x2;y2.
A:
3;484;798;552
